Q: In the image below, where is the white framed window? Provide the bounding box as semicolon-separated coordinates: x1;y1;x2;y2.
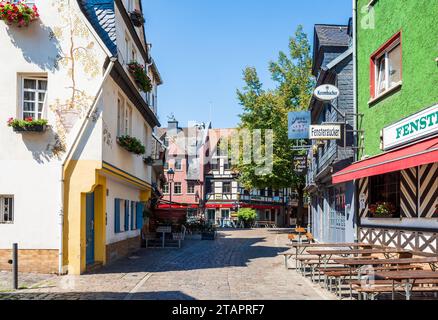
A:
124;104;132;136
175;159;182;171
163;183;169;194
371;32;402;100
117;96;125;136
127;0;134;12
125;35;131;64
174;182;182;195
187;182;196;194
21;77;47;120
0;196;14;224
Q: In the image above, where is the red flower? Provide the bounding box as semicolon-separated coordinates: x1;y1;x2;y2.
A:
25;117;33;122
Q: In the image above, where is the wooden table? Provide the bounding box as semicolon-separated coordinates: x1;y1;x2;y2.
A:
375;270;438;300
283;243;374;271
333;257;438;299
156;226;172;248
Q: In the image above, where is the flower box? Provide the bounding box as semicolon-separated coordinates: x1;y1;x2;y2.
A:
130;10;145;27
7;117;48;133
128;61;152;93
117;135;146;155
0;2;39;27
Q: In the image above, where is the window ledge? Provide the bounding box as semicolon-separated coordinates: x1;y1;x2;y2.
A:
368;81;403;105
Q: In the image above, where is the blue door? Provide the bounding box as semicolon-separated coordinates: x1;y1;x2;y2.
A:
86;192;95;265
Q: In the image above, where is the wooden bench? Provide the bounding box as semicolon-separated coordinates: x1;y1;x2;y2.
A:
353;283;438;300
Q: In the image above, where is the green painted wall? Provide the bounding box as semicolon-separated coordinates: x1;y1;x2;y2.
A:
357;0;438;158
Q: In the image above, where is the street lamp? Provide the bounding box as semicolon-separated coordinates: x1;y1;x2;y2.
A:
167;168;175;208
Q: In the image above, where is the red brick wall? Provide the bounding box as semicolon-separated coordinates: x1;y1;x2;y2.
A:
0;249;58;274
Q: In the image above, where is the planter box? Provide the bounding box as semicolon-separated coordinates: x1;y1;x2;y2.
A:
130;12;144;27
12;124;47;133
201;232;216;240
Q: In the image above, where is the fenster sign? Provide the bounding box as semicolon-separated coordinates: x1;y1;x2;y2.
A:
382;104;438;150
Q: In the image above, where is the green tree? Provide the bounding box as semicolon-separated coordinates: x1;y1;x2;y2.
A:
236;25;314;226
237;208;257;228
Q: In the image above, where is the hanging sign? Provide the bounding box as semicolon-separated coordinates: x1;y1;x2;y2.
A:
292;155;308;175
382;104;438;150
313;84;340;102
309;125;342;140
288;111;311;140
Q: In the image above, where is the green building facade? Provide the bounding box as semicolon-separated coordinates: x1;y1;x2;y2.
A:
332;0;438;254
357;0;438;157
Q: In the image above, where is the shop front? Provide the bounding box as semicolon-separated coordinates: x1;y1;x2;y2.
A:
333;105;438;254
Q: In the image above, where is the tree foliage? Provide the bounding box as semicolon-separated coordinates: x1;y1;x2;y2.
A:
236;25;314;192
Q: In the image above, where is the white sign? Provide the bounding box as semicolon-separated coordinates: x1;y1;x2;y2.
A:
382;104;438;150
313;84;340;102
359;194;366;210
309;125;342;140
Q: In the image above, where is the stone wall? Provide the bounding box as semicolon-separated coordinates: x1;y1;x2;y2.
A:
0;249;58;274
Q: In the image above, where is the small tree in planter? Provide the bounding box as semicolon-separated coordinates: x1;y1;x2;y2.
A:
7;117;48;133
127;62;152;93
117;135;146;155
0;1;39;27
237;208;257;228
130;9;145;27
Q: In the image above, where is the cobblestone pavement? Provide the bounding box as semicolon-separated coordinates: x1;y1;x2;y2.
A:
0;229;334;300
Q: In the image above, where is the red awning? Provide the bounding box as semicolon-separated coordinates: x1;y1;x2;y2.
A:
157;204;198;210
204;203;235;209
332;136;438;184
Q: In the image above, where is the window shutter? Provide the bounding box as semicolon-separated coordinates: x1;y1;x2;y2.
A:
124;200;130;231
131;201;135;230
136;202;144;230
114;198;120;233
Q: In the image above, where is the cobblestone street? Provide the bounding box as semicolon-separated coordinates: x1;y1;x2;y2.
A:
0;229;334;300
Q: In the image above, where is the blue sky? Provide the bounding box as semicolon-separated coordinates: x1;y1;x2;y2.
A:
143;0;352;129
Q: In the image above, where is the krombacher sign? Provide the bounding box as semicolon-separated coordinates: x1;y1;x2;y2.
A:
382;104;438;150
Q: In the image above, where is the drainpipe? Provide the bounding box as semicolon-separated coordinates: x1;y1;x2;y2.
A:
352;0;359;242
58;57;117;275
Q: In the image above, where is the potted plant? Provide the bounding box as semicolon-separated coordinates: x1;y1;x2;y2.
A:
201;224;217;240
127;61;152;93
129;9;145;27
0;1;39;27
7;117;48;133
370;202;396;218
237;208;257;228
116;135;146;155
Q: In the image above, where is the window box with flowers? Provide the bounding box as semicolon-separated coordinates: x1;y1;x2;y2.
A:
369;202;397;218
7;117;48;133
117;135;146;155
129;9;145;27
127;62;152;93
0;1;39;27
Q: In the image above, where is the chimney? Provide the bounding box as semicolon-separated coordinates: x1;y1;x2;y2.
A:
168;119;178;131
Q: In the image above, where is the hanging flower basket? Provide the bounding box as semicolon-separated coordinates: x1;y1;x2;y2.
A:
7;117;48;133
128;61;152;93
143;156;154;165
0;1;39;27
117;135;146;155
130;10;145;27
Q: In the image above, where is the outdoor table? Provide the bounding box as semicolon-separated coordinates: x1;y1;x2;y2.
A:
374;270;438;300
156;226;172;248
333;257;438;299
285;243;374;271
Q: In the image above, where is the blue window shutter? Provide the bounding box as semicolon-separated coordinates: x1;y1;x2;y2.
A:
136;202;144;230
131;201;135;230
124;200;130;231
114;198;120;233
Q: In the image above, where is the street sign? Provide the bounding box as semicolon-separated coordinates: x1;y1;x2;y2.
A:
288;111;311;140
309;124;342;140
313;84;340;102
382;104;438;150
293;155;308;175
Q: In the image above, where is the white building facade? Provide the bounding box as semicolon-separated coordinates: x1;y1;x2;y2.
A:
0;0;162;274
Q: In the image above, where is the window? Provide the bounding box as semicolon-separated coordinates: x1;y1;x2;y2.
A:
131;48;136;63
127;0;134;12
187;182;196;194
369;172;401;218
223;182;231;194
117;96;125;136
21;77;47;120
124;104;132;136
175;159;182;171
210;159;219;171
223;158;232;170
0;196;14;224
125;35;131;64
163;183;169;194
174;182;182;194
164;162;169;170
370;32;402;100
